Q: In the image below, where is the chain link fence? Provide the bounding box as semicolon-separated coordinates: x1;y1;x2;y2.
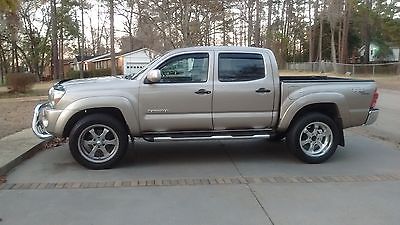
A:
286;62;400;76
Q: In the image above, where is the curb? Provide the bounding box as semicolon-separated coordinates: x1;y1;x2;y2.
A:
0;140;50;176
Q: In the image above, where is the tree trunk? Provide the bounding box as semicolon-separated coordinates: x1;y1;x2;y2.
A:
8;11;19;73
362;0;372;63
340;0;352;63
247;0;254;46
76;11;84;79
59;0;64;80
81;0;85;57
330;26;337;72
318;18;323;61
51;0;59;80
253;0;261;47
110;0;116;76
308;0;313;62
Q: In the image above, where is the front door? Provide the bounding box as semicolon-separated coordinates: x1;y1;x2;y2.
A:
139;53;213;132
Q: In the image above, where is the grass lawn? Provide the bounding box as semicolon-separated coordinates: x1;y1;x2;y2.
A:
0;81;53;99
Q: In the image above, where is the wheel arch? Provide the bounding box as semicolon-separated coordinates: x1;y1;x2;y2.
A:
54;96;140;138
62;107;130;138
281;103;345;146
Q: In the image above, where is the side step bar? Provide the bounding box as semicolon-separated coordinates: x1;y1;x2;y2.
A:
145;134;270;142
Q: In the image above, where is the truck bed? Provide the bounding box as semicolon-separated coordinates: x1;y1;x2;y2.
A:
278;75;377;129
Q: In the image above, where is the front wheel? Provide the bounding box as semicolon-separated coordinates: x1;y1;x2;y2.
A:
69;114;128;169
287;113;339;163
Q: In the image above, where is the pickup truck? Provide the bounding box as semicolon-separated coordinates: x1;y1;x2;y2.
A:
32;46;379;169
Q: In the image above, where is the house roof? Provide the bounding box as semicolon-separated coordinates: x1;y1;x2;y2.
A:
120;48;157;57
75;48;157;64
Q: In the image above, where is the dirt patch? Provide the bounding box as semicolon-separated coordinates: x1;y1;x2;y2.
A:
0;100;43;139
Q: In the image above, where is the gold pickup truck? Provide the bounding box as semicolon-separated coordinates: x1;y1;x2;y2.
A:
32;46;379;169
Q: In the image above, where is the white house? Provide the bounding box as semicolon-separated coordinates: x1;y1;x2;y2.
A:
72;48;157;75
122;48;157;75
360;43;400;62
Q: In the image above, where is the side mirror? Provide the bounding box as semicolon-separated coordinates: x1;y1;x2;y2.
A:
146;69;161;83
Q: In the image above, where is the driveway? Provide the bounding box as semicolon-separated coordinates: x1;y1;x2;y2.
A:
350;89;400;147
1;132;400;225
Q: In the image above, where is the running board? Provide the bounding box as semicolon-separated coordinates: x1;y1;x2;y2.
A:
145;134;270;142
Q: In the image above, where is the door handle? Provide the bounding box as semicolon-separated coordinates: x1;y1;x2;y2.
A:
255;88;271;93
195;89;211;95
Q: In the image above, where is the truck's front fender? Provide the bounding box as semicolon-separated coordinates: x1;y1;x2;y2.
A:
54;96;140;136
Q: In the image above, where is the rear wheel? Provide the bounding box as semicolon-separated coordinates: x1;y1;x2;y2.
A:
69;114;128;169
287;113;339;163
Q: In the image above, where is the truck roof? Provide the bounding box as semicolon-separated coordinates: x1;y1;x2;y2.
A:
168;46;273;54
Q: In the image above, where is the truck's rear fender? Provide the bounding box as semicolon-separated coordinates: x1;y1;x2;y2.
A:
278;93;350;146
56;96;140;137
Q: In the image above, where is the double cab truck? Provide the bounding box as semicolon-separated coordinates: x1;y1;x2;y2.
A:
32;46;379;169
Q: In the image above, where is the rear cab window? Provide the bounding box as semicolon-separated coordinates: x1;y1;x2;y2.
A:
218;53;265;82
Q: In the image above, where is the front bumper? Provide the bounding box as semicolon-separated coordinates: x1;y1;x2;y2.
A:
363;108;379;126
32;103;53;139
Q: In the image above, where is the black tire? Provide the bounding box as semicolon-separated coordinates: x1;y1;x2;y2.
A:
69;114;128;169
287;113;339;164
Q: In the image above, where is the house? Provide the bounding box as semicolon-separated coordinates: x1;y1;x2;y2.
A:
72;48;157;76
360;43;400;62
41;59;75;81
122;49;157;75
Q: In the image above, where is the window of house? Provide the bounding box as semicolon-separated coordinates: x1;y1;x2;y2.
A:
218;53;265;82
155;53;209;83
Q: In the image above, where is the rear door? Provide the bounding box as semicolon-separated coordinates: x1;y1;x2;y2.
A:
212;52;275;130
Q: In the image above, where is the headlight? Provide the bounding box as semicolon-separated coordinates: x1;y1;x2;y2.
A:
48;86;65;107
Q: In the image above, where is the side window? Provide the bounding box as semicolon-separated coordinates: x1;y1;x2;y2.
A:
218;53;265;82
156;53;209;83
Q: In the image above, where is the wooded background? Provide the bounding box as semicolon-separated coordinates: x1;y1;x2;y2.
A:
0;0;399;81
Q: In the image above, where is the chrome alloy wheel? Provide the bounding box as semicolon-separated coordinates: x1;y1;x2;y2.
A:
77;124;120;163
299;122;333;157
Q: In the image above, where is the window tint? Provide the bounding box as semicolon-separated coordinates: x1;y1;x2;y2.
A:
156;53;209;83
218;53;265;82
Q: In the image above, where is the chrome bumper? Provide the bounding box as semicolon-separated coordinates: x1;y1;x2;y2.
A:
364;109;379;126
32;103;53;139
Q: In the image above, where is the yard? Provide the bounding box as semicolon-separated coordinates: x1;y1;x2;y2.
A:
0;82;52;139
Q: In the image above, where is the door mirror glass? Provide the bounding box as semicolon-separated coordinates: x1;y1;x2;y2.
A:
146;69;161;83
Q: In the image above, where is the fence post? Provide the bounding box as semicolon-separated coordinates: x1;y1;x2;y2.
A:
372;65;375;77
352;64;355;76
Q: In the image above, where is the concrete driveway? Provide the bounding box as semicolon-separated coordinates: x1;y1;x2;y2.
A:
1;132;400;225
350;88;400;147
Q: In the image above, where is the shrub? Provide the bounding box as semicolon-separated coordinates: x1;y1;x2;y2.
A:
6;72;36;93
66;70;83;80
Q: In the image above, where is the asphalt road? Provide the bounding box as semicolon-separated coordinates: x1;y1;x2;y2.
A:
1;132;400;225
